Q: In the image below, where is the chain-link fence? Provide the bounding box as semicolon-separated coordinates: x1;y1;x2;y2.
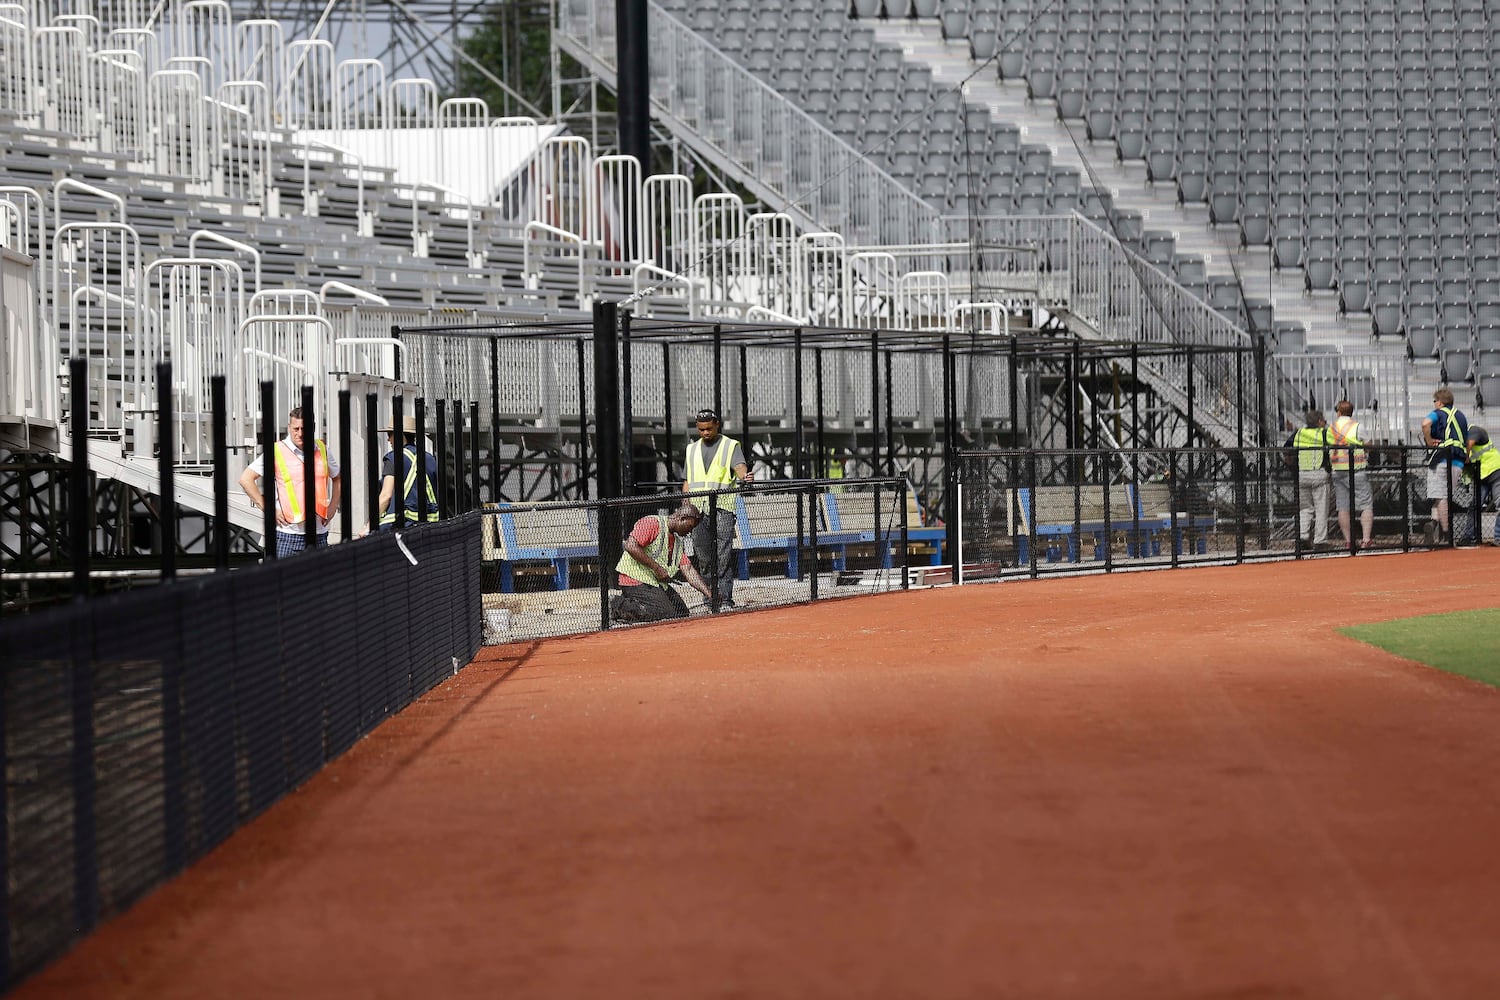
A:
958;445;1483;580
479;478;929;643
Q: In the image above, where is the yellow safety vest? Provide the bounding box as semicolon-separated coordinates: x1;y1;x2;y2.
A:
1327;416;1367;471
616;515;679;587
685;434;741;512
273;440;331;524
1292;426;1327;472
379;445;440;526
1470;440;1500;481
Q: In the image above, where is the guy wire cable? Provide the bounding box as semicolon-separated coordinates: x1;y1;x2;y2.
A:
624;0;1066;309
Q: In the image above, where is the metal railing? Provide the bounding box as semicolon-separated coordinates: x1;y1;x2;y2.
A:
554;0;940;247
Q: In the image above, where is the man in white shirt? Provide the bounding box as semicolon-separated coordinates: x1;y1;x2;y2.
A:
238;406;342;557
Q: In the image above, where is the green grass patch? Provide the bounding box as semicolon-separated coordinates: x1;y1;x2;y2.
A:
1342;609;1500;688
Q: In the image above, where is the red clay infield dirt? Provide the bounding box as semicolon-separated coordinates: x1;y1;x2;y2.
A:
17;551;1500;999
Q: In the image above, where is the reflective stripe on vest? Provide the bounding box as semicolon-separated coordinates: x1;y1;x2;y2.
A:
686;434;740;511
1473;440;1500;480
1438;407;1465;449
1327;416;1367;471
273;440;331;524
616;515;678;586
380;445;440;525
1292;426;1327;471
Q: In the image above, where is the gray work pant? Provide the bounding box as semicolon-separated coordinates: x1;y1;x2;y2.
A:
690;507;737;606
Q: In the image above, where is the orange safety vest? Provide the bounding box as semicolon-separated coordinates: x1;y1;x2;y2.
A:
273;440;332;524
1327;415;1367;471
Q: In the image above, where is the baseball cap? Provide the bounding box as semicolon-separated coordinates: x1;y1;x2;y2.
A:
1468;426;1490;446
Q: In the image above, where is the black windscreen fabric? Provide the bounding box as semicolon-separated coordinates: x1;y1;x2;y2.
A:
0;513;482;989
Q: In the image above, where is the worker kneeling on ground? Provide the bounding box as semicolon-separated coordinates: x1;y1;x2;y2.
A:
611;502;715;624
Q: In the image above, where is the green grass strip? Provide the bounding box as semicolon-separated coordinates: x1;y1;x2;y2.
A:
1342;609;1500;689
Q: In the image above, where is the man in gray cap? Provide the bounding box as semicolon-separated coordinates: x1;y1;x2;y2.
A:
682;407;753;609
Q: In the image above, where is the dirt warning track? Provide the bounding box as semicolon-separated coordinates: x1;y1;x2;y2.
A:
18;551;1500;999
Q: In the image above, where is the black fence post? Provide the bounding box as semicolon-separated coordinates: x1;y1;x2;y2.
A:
622;313;635;492
870;329;880;476
1169;448;1181;570
899;478;910;590
261;381;278;560
1347;460;1359;555
814;349;825;478
662;343;675;482
211;375;229;570
1400;445;1411;551
884;350;895;477
394;395;407;530
365;392;380;534
339;389;353;541
470;401;482;509
435;399;449;520
713;323;723;417
1235;450;1247;563
592;300;622;501
1292;447;1303;560
490;335;501;503
793;327;805;480
452;399;465;516
70;358;91;597
577;338;589;500
738;343;750;456
416;398;430;525
302;385;317;553
1027;448;1039;578
707;490;721;610
157;362;176;582
808;486;819;601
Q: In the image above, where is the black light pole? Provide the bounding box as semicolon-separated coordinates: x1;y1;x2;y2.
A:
616;0;650;174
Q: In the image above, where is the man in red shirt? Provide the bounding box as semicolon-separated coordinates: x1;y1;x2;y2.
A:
610;502;715;624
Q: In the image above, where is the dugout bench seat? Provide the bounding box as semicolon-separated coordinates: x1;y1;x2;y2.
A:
482;503;598;591
1014;484;1156;563
821;489;946;568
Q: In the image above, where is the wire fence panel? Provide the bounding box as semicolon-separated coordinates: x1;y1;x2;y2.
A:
957;445;1454;580
478;480;917;645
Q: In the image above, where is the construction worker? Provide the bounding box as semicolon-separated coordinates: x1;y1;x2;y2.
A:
610;502;714;623
375;414;440;531
1284;408;1331;549
1464;426;1500;545
239;406;341;557
1422;387;1470;545
682;407;752;610
1327;400;1374;552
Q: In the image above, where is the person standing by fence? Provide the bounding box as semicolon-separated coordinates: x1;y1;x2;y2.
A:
1328;400;1374;553
1422;387;1469;545
1464;426;1500;545
370;415;439;533
683;407;753;611
238;406;342;556
1285;408;1331;549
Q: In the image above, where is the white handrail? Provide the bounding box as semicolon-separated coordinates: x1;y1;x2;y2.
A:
523;221;591;305
319;280;389;307
189;230;262;291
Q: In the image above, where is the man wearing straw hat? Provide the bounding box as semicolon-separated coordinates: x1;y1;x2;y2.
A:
372;414;440;533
